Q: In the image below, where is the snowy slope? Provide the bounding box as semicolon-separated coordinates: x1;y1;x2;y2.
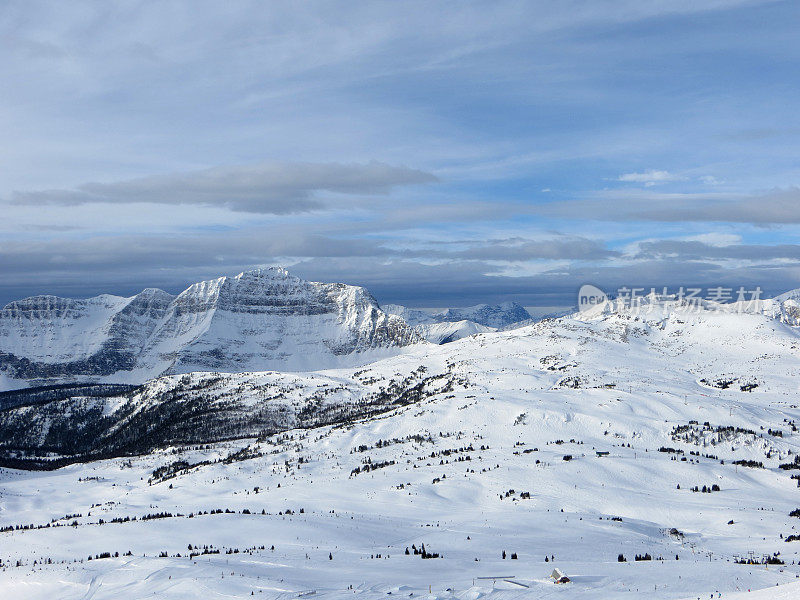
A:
2;301;800;598
0;268;420;390
584;287;800;329
412;319;494;344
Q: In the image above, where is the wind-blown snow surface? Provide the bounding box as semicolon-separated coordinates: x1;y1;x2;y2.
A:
0;268;418;390
2;304;800;598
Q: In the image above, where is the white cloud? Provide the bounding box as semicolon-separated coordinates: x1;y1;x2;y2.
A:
617;170;683;186
685;233;741;247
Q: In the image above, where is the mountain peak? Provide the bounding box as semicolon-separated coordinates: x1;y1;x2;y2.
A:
384;300;531;329
234;266;296;282
436;301;531;328
136;287;174;300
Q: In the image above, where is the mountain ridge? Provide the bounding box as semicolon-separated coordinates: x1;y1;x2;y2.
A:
382;301;530;328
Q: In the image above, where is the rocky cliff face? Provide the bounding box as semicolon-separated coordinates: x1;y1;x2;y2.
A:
0;268;420;389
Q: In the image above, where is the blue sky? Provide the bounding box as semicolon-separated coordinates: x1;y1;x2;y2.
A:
2;0;800;307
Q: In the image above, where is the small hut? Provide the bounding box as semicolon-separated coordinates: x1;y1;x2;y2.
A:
550;568;570;584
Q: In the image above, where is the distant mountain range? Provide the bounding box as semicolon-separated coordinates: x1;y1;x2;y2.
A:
2;283;798;467
581;287;800;327
0;268;537;391
382;301;531;343
4;267;799;393
382;301;530;328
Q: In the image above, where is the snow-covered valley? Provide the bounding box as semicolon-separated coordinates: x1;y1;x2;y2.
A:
2;302;800;598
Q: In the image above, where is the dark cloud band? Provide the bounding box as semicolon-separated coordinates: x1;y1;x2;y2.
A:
9;161;437;214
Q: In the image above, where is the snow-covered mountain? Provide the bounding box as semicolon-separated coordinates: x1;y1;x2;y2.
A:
3;294;798;461
382;301;530;343
380;304;437;326
755;289;800;326
435;301;531;328
0;268;420;390
3;297;800;598
412;319;495;344
383;301;530;328
580;287;800;328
